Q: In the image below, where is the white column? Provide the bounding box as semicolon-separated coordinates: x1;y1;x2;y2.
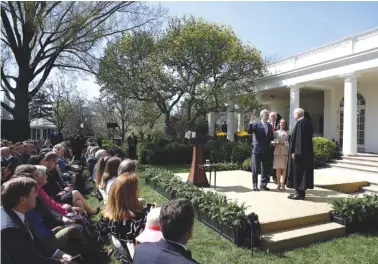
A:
227;100;235;142
323;89;337;140
207;112;216;136
289;85;300;131
342;74;357;156
237;112;245;132
255;92;262;104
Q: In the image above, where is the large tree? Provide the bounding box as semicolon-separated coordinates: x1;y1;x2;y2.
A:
98;16;265;133
1;1;164;121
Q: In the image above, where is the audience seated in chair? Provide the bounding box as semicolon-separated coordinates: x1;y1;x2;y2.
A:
86;147;100;180
136;207;163;245
97;173;151;261
1;177;75;264
134;198;199;264
28;154;99;216
97;157;121;204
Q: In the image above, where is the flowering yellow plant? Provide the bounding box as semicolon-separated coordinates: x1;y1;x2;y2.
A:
216;131;227;137
236;131;249;137
215;131;249;137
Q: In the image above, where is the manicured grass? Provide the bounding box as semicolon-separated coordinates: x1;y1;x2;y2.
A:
85;165;378;264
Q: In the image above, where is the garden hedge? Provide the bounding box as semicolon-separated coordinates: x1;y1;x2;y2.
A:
331;194;378;233
144;167;248;228
138;142;192;165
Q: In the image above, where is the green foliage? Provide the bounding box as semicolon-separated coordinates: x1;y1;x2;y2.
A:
332;195;378;224
98;16;265;130
214;162;241;171
138;142;160;164
231;142;250;164
313;137;337;167
205;139;250;164
242;158;252;172
138;142;192;165
102;139;113;148
144;167;248;227
205;138;234;163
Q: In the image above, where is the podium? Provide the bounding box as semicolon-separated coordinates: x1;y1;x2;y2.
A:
186;131;210;187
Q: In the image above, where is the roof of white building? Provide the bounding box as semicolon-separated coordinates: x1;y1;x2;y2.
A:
30;118;56;128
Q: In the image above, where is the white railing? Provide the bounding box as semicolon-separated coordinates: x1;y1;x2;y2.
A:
266;27;378;76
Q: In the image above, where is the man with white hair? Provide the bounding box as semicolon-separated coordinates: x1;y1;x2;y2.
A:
247;109;274;191
286;108;314;200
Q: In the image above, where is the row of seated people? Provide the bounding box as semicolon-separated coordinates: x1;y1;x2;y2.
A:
83;144;199;263
1;141;104;263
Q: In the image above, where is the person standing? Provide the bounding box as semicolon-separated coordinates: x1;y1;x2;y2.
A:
247;109;274;191
286;108;314;200
71;131;85;161
127;132;138;160
269;112;280;184
221;121;228;133
272;119;290;190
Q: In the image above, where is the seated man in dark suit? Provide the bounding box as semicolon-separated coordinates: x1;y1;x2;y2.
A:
1;177;75;264
134;198;199;264
247;109;274;191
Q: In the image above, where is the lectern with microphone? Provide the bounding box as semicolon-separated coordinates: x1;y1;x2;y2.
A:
185;130;210;187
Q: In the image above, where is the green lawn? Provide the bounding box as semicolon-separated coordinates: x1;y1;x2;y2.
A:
86;165;378;264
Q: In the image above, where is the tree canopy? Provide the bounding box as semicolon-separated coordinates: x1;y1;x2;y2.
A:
97;16;265;132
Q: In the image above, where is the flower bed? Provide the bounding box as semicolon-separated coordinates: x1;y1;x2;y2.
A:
144;167;260;248
331;194;378;233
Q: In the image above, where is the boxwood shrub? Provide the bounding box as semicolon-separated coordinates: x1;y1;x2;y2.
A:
144;167;248;228
138;142;192;165
332;195;378;225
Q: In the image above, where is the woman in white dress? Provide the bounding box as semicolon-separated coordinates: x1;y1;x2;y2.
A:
272;119;290;190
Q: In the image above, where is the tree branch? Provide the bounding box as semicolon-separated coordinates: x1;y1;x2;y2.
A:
1;101;14;115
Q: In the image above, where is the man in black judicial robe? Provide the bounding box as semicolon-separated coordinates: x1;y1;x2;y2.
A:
286;109;314;200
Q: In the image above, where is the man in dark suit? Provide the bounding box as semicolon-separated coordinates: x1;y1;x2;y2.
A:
134;198;199;264
1;177;75;264
269;112;280;184
247;109;274;191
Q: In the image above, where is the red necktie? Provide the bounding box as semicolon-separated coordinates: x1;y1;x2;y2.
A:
272;122;274;132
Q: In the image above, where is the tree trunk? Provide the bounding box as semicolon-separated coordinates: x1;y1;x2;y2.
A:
13;83;30;121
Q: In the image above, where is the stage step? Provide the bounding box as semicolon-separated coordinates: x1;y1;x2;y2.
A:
328;163;378;174
332;159;378;168
260;212;330;234
342;155;378;163
261;222;345;253
361;184;378;195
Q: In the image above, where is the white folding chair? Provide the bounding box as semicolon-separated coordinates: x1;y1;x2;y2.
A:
111;235;135;261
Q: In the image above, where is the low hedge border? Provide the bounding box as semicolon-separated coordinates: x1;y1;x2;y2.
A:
144;167;261;249
331;194;378;233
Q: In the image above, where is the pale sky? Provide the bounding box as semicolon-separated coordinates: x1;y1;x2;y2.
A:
78;1;378;100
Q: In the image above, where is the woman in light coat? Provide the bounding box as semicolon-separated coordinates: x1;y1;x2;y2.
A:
272;119;290;190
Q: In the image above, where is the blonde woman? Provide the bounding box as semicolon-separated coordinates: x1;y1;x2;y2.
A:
272;119;290;190
97;173;150;251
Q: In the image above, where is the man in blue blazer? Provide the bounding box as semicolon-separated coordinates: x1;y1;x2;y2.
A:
134;199;199;264
247;109;274;191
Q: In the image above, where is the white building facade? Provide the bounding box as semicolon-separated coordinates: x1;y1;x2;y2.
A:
208;27;378;155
